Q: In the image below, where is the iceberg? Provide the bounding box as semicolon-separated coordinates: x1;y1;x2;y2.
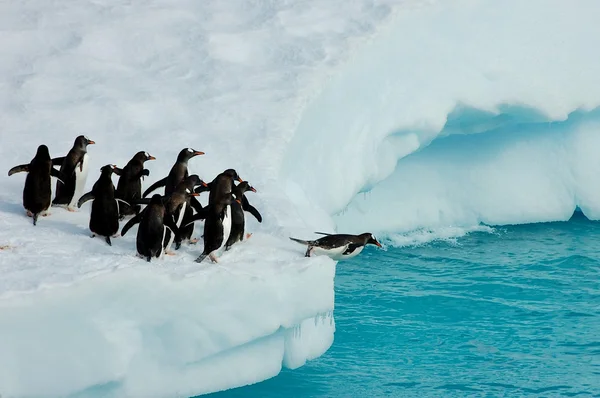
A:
1;0;600;396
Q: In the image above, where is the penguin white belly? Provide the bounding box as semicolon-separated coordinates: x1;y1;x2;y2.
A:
218;204;232;252
158;225;167;258
69;153;89;209
334;245;365;261
311;244;349;259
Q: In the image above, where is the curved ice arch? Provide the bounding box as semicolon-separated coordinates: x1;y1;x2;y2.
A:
282;0;600;232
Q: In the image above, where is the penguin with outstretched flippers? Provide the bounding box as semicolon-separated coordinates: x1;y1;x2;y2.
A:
78;165;130;246
8;145;67;225
142;148;204;198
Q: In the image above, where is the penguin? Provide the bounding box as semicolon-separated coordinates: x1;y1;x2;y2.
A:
289;232;382;260
131;175;208;251
142;147;204;198
52;135;95;211
78;165;130;246
114;151;156;219
225;181;262;250
121;194;181;262
190;193;239;263
8;145;67;225
198;169;243;205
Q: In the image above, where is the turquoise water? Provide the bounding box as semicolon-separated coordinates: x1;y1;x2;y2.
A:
209;213;600;397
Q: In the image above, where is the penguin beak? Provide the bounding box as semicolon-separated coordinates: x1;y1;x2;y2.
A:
201;181;208;187
235;199;242;204
374;240;382;248
237;177;243;183
194;151;205;156
148;155;156;161
88;140;95;145
111;164;117;169
250;187;257;193
191;193;200;197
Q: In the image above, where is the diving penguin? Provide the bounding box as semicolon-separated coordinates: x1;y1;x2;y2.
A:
289;232;382;260
78;164;130;246
121;194;181;262
52;135;95;211
142;147;204;198
8;145;67;225
225;181;262;250
114;151;156;218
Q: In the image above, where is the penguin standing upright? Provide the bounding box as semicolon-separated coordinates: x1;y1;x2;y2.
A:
186;193;238;263
161;181;203;254
121;194;180;262
172;175;207;248
78;165;128;246
200;169;243;205
143;148;204;198
52;135;95;211
226;181;262;250
114;151;155;218
8;145;66;225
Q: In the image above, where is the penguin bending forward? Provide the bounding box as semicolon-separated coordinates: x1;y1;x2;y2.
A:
52;135;95;211
121;194;180;262
114;151;155;219
8;145;66;225
78;165;129;246
289;232;382;260
226;181;262;250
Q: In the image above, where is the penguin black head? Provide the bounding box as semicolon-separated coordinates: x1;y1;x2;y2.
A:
361;233;382;248
133;151;156;163
150;194;164;206
100;164;117;176
185;174;208;189
236;181;257;194
74;135;95;149
223;169;243;183
35;145;51;160
177;147;205;162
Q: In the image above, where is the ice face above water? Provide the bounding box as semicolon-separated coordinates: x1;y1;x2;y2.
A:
283;0;600;234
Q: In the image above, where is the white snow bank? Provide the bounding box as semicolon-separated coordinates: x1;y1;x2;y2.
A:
283;0;600;234
0;0;397;395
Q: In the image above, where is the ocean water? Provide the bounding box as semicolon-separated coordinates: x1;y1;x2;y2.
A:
208;212;600;397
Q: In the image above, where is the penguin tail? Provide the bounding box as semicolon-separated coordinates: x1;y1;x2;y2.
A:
289;237;311;245
32;213;39;226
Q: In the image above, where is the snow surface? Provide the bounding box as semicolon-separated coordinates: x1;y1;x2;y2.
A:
1;0;600;396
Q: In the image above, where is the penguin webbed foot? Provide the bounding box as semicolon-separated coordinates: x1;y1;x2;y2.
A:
304;246;312;257
209;253;219;263
195;254;208;263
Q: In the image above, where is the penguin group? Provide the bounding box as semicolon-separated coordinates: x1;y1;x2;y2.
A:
8;137;263;263
8;135;382;263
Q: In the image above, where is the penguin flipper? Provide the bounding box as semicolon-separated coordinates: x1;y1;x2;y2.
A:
242;196;262;223
112;167;123;176
121;214;141;236
314;232;333;236
8;164;29;176
142;177;167;198
50;167;68;185
77;191;95;208
115;198;131;214
289;237;312;245
138;169;150;179
190;196;204;213
194;182;212;194
182;208;209;228
51;157;65;166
